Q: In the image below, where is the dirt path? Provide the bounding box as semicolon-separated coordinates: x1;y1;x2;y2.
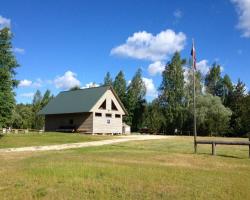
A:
0;135;172;153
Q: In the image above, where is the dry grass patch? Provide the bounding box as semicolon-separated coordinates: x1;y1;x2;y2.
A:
0;136;249;199
0;132;113;149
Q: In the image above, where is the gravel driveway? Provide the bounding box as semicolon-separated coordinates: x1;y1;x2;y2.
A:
0;135;171;153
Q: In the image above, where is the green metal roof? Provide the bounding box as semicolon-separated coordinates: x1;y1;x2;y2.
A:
38;86;110;115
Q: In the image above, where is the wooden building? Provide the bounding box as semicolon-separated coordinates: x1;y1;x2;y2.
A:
38;86;128;134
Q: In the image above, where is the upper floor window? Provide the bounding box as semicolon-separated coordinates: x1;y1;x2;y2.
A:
95;112;102;117
111;100;118;111
99;99;106;110
106;113;112;118
115;114;121;118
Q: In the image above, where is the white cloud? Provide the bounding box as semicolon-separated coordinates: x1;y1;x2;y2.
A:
186;59;223;77
19;78;43;88
184;60;210;83
19;79;32;87
148;61;165;76
81;82;99;89
189;59;224;76
196;60;210;75
231;0;250;37
54;71;81;90
173;9;183;19
0;15;11;29
142;77;157;98
183;60;210;84
13;47;25;54
111;29;186;61
20;92;34;98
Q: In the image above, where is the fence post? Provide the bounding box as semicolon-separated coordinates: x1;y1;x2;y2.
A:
212;142;216;156
249;137;250;159
194;141;197;154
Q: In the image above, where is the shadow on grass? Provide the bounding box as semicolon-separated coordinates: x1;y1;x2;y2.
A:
216;154;248;159
197;152;247;159
0;134;4;139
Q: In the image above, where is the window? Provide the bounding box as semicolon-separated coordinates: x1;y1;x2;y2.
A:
95;112;102;117
69;119;74;125
111;100;118;111
115;114;121;118
106;113;112;118
99;99;106;110
107;119;111;124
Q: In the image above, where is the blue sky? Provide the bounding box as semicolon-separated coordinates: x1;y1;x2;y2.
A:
0;0;249;103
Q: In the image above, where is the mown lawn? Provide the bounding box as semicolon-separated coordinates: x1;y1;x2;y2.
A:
0;136;249;199
0;132;113;148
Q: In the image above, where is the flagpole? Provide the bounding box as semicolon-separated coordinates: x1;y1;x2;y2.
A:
192;39;197;153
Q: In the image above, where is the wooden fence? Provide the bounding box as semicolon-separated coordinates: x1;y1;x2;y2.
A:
0;128;44;134
196;138;250;158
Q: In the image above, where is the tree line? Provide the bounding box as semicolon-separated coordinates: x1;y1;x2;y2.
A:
11;90;53;130
1;27;249;136
104;53;250;137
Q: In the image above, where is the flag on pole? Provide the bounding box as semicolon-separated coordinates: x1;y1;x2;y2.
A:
191;40;196;70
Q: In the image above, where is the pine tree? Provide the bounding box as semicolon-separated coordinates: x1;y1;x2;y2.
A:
228;79;246;136
240;94;250;135
125;69;146;131
0;27;19;128
69;86;80;91
183;64;203;133
205;63;223;96
159;52;186;133
32;90;43;129
103;72;113;85
32;90;53;130
220;74;233;105
41;89;53;108
142;99;164;133
113;71;126;105
185;66;203;106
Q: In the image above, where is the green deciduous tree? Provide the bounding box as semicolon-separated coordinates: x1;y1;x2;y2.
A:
0;27;19;128
194;94;232;136
12;104;33;129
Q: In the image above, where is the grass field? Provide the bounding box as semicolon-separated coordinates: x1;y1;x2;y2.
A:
0;132;113;148
0;135;249;199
